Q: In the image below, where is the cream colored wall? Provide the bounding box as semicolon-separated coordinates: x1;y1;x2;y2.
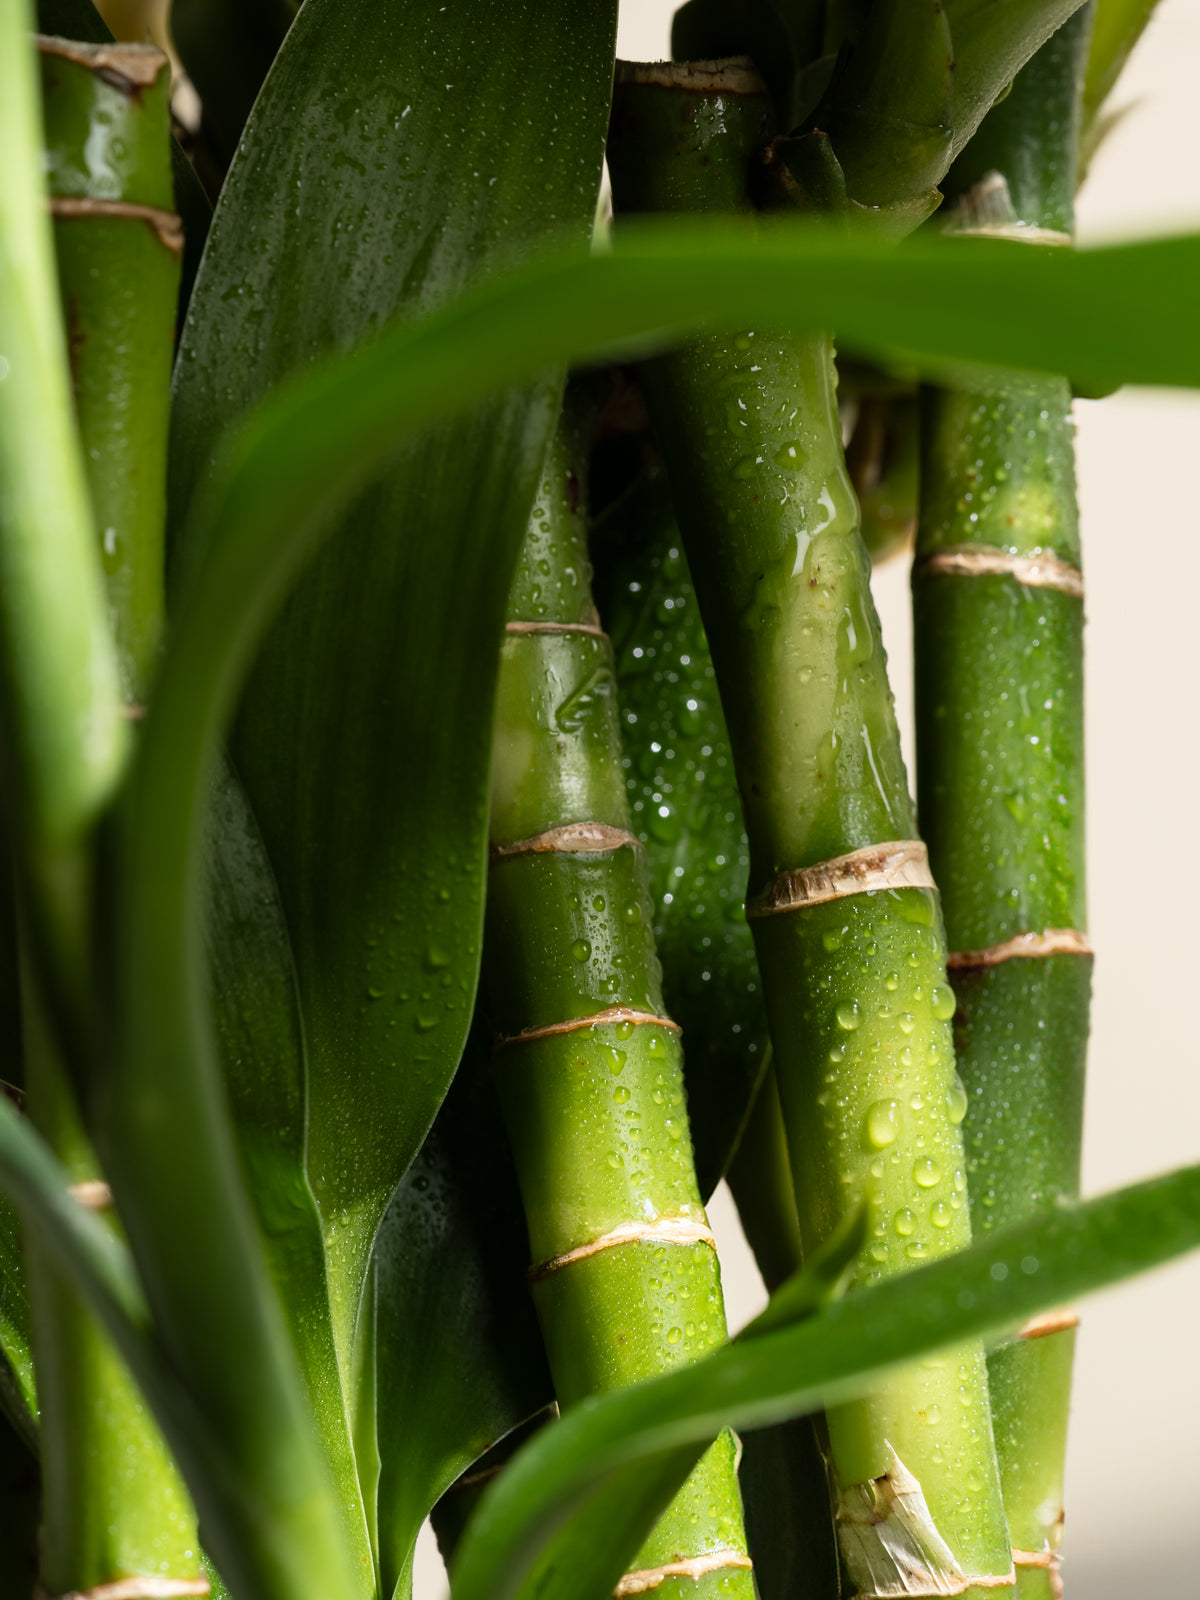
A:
414;3;1200;1592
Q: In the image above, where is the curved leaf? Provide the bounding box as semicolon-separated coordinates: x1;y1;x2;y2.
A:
372;1044;551;1599
117;217;1199;1595
168;0;620;1380
448;1161;1200;1600
203;763;372;1581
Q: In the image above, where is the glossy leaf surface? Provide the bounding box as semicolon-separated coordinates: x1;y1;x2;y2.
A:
169;0;619;1376
372;1046;551;1600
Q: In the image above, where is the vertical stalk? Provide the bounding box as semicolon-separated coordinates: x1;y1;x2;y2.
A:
914;14;1094;1595
486;407;755;1598
610;62;1012;1599
24;36;202;1598
0;6;126;856
39;35;180;701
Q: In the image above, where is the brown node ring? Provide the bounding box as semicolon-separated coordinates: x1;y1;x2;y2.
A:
504;619;607;639
747;841;933;920
914;545;1083;598
491;822;639;860
494;1007;680;1052
612;1550;754;1596
38;1580;211;1600
947;928;1092;971
49;197;184;254
529;1216;716;1283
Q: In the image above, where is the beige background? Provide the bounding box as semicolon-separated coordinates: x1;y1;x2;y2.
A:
415;2;1200;1592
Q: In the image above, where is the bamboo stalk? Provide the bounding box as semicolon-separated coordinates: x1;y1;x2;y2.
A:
914;15;1094;1594
486;406;754;1597
39;35;181;702
609;62;1011;1599
23;36;201;1598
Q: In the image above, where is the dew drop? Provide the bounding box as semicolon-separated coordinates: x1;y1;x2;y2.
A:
914;1156;941;1188
931;1201;951;1228
571;939;591;962
865;1099;901;1149
836;1001;861;1031
932;984;957;1021
947;1076;969;1125
666;1326;682;1345
894;1208;915;1237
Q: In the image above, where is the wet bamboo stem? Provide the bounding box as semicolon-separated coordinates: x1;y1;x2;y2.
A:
915;15;1094;1593
609;62;1012;1598
486;409;754;1598
24;37;201;1597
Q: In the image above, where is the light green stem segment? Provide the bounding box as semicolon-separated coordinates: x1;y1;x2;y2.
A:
609;62;1010;1596
23;969;201;1595
25;36;201;1593
38;37;181;702
917;15;1094;1589
487;415;753;1597
0;4;126;851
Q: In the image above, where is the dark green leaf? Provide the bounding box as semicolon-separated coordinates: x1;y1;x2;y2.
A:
204;762;372;1576
449;1161;1200;1600
168;0;619;1388
372;1044;551;1599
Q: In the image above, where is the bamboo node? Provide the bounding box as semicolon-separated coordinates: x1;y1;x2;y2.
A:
495;1007;680;1051
1011;1550;1056;1569
614;58;766;96
1018;1309;1078;1341
942;172;1072;247
914;546;1083;598
747;842;933;920
612;1550;753;1595
49;197;184;254
491;823;639;859
504;619;608;639
947;929;1092;970
38;1580;211;1600
68;1180;114;1212
36;36;169;90
529;1214;716;1282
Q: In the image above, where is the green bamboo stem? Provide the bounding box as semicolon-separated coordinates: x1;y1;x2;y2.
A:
486;409;754;1598
39;35;180;702
22;34;201;1598
610;62;1010;1598
915;15;1094;1592
0;6;126;855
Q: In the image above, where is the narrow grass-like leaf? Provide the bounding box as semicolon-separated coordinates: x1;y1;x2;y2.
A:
118;217;1199;1598
449;1162;1200;1600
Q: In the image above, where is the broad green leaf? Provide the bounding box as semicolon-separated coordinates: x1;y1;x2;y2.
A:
448;1161;1200;1600
203;763;372;1584
168;0;620;1385
372;1045;551;1600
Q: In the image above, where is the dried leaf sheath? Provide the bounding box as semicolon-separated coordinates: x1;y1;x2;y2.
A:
485;413;753;1597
